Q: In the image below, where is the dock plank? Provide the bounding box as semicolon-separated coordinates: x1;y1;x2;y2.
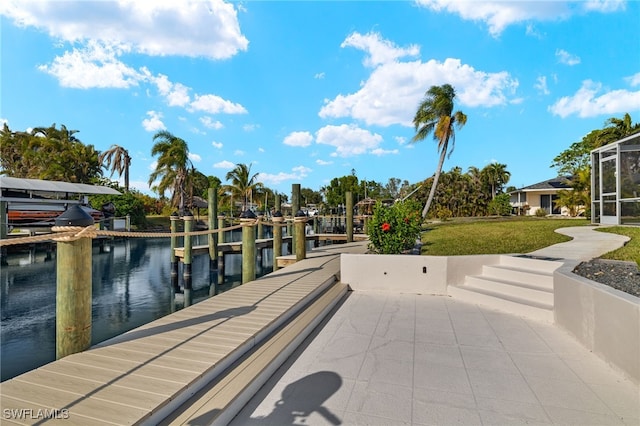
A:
0;241;369;425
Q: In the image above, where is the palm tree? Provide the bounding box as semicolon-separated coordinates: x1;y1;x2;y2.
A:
597;113;640;146
412;84;467;218
148;131;192;214
481;162;511;200
225;163;263;212
99;145;131;191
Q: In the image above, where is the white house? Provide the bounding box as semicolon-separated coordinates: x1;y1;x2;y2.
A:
509;177;575;216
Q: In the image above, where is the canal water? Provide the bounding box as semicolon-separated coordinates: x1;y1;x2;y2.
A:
0;232;284;382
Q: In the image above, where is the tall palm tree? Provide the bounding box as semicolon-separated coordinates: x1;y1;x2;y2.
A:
148;130;192;214
225;163;263;212
413;84;467;218
481;162;511;199
99;144;131;191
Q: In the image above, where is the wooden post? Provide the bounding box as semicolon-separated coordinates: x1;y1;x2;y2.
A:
291;183;300;254
218;215;226;244
257;214;264;240
208;186;218;297
272;211;283;271
170;212;180;294
183;212;194;307
0;200;7;265
54;205;94;359
294;210;307;261
241;210;256;284
346;191;353;243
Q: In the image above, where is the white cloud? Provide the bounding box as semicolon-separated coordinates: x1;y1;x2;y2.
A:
0;118;8;127
394;136;407;145
583;0;626;13
314;72;325;79
535;76;550;95
200;116;224;129
556;49;580;66
315;124;383;157
415;0;572;37
243;124;259;132
38;40;142;88
129;180;152;194
190;94;247;114
189;153;201;163
142;111;166;132
316;159;333;166
214;160;235;169
151;74;191;107
549;80;640;118
320;52;518;127
341;31;419;67
258;166;311;186
283;131;313;147
212;141;223;149
258;147;265;153
234;150;245;156
371;148;399;156
0;0;248;60
626;72;640;87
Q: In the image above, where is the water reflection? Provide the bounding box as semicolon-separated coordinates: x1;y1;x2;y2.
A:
0;235;278;382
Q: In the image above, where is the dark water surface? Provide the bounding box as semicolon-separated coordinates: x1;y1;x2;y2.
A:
0;234;279;381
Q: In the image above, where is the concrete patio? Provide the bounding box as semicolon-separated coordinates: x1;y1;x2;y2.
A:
231;227;639;425
231;291;639;425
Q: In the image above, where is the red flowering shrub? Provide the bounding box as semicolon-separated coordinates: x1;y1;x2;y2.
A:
368;200;422;254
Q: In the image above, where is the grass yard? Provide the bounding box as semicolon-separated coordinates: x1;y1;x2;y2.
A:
421;217;590;256
597;226;640;265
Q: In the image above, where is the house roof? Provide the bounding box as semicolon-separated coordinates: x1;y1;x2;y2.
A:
512;176;572;193
0;176;121;196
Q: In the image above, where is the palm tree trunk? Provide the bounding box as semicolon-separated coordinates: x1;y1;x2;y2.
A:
422;146;447;218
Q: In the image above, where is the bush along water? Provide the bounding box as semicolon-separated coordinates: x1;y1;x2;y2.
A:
368;200;423;254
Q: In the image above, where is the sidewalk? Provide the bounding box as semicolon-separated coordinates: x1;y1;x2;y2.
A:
528;226;630;261
229;226;639;425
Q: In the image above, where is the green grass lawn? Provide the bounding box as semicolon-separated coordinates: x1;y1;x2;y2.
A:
421;217;591;256
596;227;640;265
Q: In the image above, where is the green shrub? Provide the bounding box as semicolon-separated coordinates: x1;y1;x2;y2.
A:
488;193;512;216
368;200;422;254
535;208;548;217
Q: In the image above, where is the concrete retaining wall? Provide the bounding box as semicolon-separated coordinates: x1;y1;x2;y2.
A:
340;254;500;295
554;262;640;384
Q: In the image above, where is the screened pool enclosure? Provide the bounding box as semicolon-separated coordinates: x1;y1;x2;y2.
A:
591;133;640;225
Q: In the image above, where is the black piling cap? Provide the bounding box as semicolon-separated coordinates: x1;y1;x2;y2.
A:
273;210;283;218
240;209;257;219
295;209;306;218
55;205;94;227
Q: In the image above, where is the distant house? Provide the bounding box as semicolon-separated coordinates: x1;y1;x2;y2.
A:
509;176;575;216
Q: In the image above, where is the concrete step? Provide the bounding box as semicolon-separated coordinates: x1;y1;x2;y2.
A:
464;275;554;305
500;255;564;274
159;282;349;426
448;285;553;323
481;264;554;289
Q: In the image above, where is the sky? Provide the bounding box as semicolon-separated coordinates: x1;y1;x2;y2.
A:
1;0;639;198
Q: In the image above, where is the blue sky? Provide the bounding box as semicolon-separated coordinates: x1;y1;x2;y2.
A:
2;1;639;197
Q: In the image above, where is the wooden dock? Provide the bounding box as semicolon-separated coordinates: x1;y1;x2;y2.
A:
173;233;369;259
0;241;369;425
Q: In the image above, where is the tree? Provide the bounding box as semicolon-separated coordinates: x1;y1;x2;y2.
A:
99;145;131;191
0;123;102;183
321;174;359;208
481;162;511;199
224;163;262;212
148;130;192;214
412;84;467;218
